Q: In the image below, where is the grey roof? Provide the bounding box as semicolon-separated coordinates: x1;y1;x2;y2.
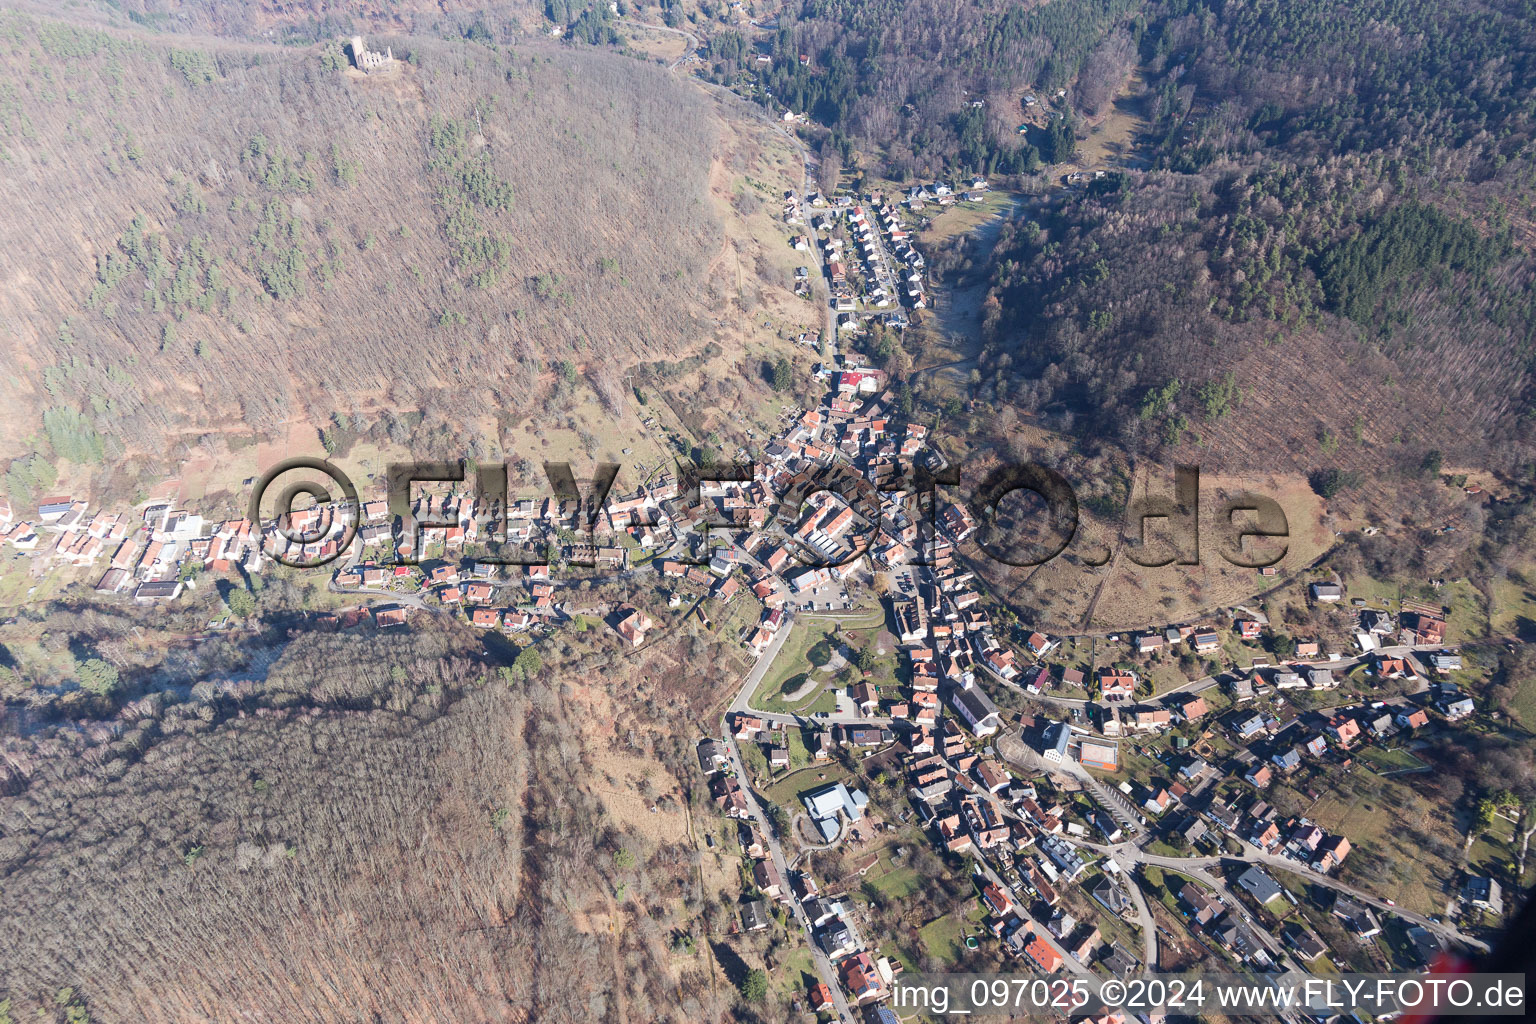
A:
134;580;183;600
1215;917;1265;959
697;739;725;772
1100;942;1139;975
1286;925;1327;960
740;900;770;931
802;782;868;829
953;684;1000;726
1333;896;1380;934
1044;722;1070;757
1406;925;1443;965
1041;834;1086;875
818;918;854;954
1462;876;1504;913
1236;865;1285;904
1090;876;1130;914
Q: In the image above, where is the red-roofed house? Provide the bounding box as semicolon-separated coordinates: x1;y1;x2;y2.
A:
982;882;1014;916
1099;669;1136;701
1024;934;1063;973
840;952;884;1003
615;609;654;647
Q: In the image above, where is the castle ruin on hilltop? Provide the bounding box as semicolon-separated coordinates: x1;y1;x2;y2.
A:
348;36;394;73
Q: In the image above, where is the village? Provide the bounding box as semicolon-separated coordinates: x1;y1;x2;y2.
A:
0;167;977;627
784;172;999;354
0;179;1518;1024
682;374;1507;1019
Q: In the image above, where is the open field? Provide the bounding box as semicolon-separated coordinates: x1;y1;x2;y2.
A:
972;466;1332;633
1356;746;1429;773
1306;774;1461;917
1069;72;1153;172
918;190;1024;248
916;901;988;966
620;22;690;65
1466;813;1520;883
1491;575;1536;640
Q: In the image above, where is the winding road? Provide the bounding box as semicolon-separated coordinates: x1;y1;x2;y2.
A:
719;713;856;1024
618;17;698;70
996;728;1489;956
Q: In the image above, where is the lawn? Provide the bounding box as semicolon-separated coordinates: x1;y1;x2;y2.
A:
756;726;841;779
1306;774;1459;916
1338;572;1403;611
1430;579;1490;643
917;915;967;964
1356;746;1428;773
917;189;1020;246
1379;916;1431;972
1467;834;1512;881
1491;575;1536;641
1136;654;1205;698
863;844;924;901
748;621;847;714
772;945;818;1006
1085;739;1161;784
802;602;887;630
1510;671;1536;734
793;686;839;715
1140;865;1198;916
758;672;838;718
1220;633;1268;671
1305;789;1393;844
785;727;813;771
0;559;75;610
712;590;765;644
1468;812;1519;881
762;761;859;817
916;902;987;966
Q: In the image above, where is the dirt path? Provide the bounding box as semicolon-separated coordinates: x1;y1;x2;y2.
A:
681;794;720;1006
602;890;631;1024
618;18;699;69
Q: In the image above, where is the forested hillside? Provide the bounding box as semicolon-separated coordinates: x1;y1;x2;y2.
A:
0;619;732;1022
728;0;1145;178
74;0;546;40
0;10;724;493
962;0;1536;476
976;166;1536;470
675;0;1536;476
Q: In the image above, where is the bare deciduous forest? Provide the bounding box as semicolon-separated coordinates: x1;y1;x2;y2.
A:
0;10;725;491
0;620;730;1022
976;167;1536;473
